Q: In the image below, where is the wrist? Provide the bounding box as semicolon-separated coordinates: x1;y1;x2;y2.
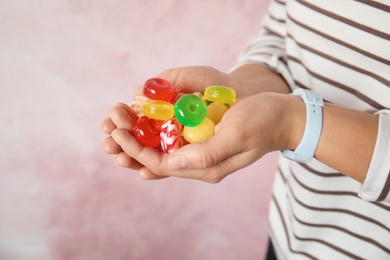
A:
274;94;307;152
228;64;290;97
252;92;305;152
282;95;307;151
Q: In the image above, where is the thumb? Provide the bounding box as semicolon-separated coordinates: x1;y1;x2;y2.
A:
168;128;241;171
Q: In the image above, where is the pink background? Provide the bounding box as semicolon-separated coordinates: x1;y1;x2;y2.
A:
0;0;279;259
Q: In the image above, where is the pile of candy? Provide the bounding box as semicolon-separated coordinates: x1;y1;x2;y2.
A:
130;78;236;153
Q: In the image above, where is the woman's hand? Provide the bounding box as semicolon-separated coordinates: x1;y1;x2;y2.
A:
104;92;303;182
101;65;291;180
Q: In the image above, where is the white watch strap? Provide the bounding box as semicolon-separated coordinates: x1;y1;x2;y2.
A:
282;88;324;163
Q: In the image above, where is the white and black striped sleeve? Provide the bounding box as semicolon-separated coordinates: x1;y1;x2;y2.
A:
231;0;296;90
360;110;390;202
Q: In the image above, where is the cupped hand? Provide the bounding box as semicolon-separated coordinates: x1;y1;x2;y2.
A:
101;66;232;179
101;65;293;181
108;92;299;182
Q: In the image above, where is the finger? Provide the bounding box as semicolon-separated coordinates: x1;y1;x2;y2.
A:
163;145;258;183
115;152;143;170
102;103;136;133
167;125;243;171
157;66;228;94
102;136;123;154
113;102;137;120
139;167;169;180
111;128;170;175
101;117;116;135
111;125;251;183
109;106;135;132
111;128;203;179
202;150;256;183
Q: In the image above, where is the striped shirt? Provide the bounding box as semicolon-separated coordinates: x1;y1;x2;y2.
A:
234;0;390;259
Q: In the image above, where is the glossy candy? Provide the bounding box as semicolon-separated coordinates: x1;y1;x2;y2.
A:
192;92;208;105
132;116;161;148
204;86;236;104
174;94;207;127
131;78;236;151
131;95;150;117
182;118;215;143
171;92;184;104
143;100;174;121
143;78;177;102
207;101;228;124
160;119;183;153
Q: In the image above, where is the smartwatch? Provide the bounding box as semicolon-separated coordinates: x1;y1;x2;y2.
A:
282;88;324;163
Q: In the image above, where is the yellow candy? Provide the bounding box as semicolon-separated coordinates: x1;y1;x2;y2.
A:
143;100;174;121
207;101;228;124
182;118;215;143
204;86;236;104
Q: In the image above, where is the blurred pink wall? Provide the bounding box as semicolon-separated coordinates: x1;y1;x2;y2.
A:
0;0;277;259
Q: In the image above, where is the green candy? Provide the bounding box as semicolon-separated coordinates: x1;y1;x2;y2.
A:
174;94;207;127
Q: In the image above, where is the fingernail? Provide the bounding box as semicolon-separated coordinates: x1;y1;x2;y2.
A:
169;155;189;171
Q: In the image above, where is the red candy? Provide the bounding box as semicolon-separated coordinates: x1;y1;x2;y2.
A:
171;92;184;104
132;116;161;148
143;78;177;102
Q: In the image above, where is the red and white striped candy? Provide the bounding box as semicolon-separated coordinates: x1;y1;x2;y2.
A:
160;119;183;153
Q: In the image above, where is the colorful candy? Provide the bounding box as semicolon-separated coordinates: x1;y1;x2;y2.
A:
160;119;183;153
204;86;236;104
192;92;208;105
143;100;174;121
206;101;228;124
130;79;236;152
182;118;215;143
174;94;207;127
131;95;150;117
132;116;161;148
171;92;184;104
143;78;177;102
